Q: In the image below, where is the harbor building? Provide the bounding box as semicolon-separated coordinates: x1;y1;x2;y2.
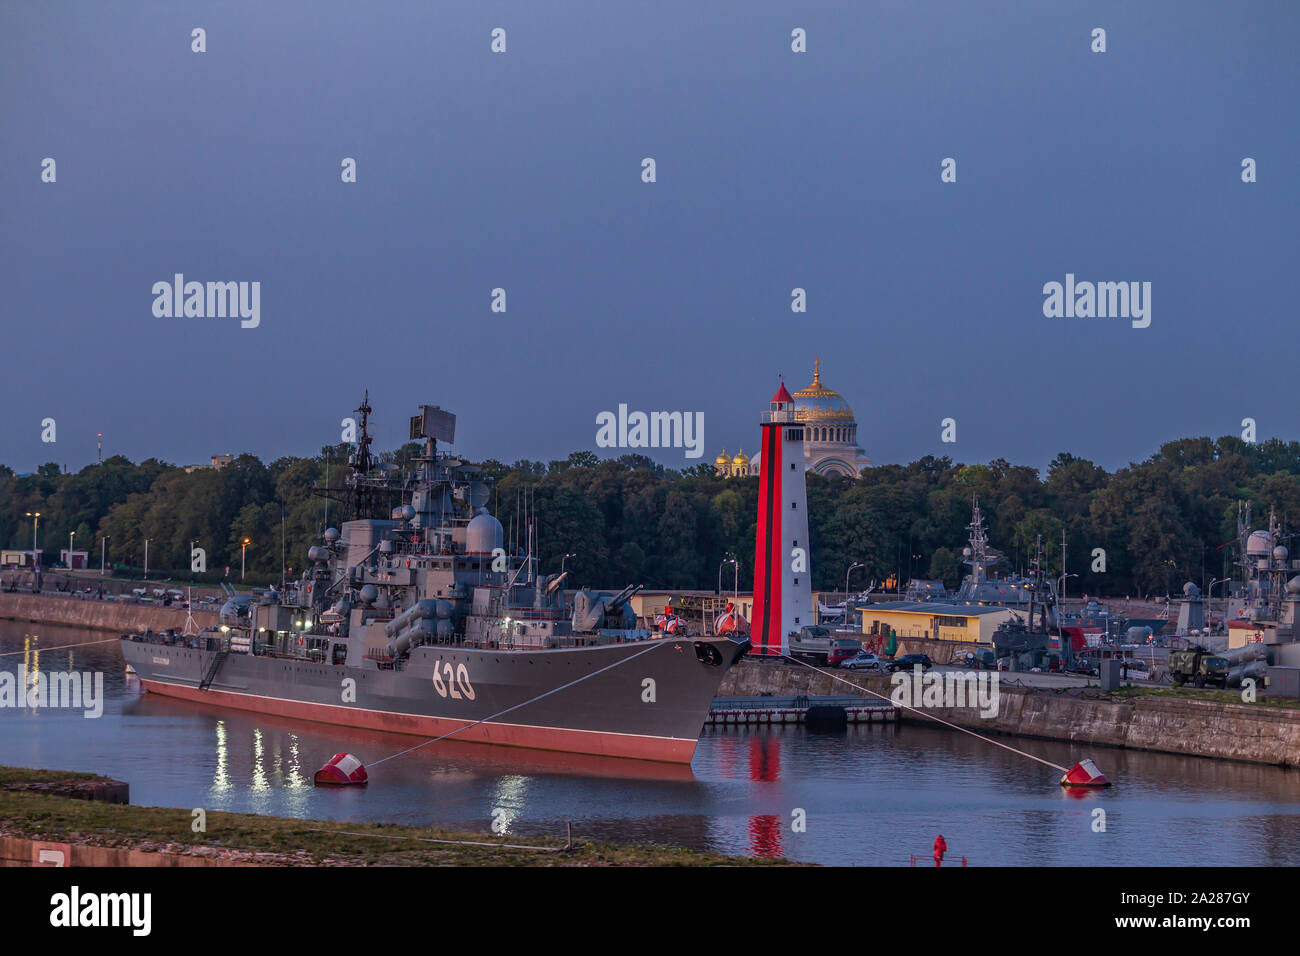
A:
861;601;1013;645
58;548;90;569
715;360;872;478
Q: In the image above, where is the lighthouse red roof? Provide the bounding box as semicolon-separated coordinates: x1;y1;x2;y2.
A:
771;382;794;404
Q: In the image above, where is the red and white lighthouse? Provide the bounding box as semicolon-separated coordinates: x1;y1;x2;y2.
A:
750;381;811;656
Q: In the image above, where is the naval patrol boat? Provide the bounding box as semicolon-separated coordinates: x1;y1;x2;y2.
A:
122;396;749;763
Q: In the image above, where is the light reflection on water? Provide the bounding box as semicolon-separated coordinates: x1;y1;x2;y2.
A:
2;620;1300;865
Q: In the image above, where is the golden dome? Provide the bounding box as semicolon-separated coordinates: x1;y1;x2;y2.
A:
715;447;730;466
792;358;855;422
732;445;748;465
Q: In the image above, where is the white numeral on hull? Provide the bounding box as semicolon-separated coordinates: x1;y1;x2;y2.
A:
433;661;475;700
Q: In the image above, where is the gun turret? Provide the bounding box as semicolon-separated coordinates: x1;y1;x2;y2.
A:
570;584;642;633
606;583;642;616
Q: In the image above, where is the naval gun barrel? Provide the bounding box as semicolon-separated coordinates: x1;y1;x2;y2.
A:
606;583;643;615
546;571;570;596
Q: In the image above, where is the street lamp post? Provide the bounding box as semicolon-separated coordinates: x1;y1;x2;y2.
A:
562;552;576;575
25;512;41;570
242;538;250;581
845;561;864;601
718;556;738;597
1058;572;1078;607
143;538;149;581
68;530;75;570
1207;577;1230;633
101;535;109;576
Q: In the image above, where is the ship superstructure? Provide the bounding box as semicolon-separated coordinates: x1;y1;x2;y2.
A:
951;500;1054;615
1223;502;1300;645
122;396;749;763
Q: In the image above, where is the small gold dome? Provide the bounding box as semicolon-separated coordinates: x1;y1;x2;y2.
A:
715;447;730;466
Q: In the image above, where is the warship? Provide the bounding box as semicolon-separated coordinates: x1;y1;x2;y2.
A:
901;500;1058;613
122;395;750;764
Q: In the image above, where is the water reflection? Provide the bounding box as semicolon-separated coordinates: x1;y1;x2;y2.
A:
212;720;230;794
3;620;1300;865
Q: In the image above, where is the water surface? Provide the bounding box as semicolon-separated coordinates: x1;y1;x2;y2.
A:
2;620;1297;865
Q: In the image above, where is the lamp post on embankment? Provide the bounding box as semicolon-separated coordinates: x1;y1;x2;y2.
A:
1207;577;1230;633
845;561;864;601
25;512;41;570
718;556;737;597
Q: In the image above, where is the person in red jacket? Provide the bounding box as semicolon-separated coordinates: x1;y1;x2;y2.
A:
933;834;948;866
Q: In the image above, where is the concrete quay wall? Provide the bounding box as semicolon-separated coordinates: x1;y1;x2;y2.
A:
0;593;219;634
719;659;1300;767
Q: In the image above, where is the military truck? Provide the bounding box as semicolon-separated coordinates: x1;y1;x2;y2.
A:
1168;646;1229;688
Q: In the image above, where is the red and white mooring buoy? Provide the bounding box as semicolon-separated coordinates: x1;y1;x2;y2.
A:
1060;758;1110;788
314;752;368;786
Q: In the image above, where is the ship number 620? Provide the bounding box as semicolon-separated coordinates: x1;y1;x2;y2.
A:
433;661;475;700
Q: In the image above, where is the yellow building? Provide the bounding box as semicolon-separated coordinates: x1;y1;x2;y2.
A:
860;601;1012;645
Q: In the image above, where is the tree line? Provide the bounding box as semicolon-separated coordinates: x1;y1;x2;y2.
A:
4;435;1300;597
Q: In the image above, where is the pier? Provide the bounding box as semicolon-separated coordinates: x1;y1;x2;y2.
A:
708;694;898;726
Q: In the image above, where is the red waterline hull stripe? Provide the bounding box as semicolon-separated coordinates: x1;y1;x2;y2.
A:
138;679;698;764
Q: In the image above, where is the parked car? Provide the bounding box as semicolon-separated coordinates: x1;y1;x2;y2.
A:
886;653;933;673
841;652;883;671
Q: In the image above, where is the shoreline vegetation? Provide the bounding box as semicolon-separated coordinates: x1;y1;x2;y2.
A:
0;767;795;867
6;434;1300;598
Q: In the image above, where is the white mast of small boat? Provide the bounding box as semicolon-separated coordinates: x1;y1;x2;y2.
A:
182;586;199;636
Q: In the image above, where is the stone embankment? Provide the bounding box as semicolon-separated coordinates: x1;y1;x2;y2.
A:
719;659;1300;767
0;592;219;634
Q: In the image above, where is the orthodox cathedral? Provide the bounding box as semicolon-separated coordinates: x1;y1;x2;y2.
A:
715;360;872;478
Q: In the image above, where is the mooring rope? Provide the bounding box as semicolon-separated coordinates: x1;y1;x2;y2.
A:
0;635;125;657
302;826;568;853
779;654;1069;773
367;641;665;766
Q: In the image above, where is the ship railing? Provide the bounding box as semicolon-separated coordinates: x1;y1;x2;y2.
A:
123;631;224;653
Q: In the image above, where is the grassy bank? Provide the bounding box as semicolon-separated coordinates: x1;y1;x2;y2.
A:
1100;686;1300;709
0;766;793;866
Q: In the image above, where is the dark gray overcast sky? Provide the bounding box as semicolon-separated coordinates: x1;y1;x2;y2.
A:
2;0;1296;474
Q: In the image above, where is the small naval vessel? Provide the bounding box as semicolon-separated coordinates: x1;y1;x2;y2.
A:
122;396;749;763
951;500;1048;610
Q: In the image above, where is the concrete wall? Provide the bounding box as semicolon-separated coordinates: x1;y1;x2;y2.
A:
896;636;989;662
719;659;1300;767
0;836;253;867
0;593;219;634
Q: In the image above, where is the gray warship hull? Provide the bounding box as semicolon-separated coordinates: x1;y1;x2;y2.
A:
122;634;748;763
